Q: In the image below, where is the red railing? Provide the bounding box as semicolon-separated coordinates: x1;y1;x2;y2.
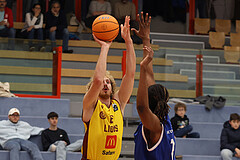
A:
196;54;203;97
122;50;130;103
132;0;139;15
189;0;195;34
46;0;49;12
75;0;82;21
16;0;23;22
122;50;127;77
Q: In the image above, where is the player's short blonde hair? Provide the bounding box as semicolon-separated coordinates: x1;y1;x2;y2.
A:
86;71;117;97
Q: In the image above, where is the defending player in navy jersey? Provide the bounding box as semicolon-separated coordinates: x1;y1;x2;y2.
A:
132;12;176;160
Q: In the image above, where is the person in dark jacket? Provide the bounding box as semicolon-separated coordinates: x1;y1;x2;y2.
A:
45;1;73;53
171;102;200;138
49;0;65;10
220;113;240;160
41;112;83;160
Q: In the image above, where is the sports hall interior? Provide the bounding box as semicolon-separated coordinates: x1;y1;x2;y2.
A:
0;0;240;159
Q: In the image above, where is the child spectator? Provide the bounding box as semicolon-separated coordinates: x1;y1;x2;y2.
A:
45;1;73;53
171;102;200;138
41;112;82;160
21;3;45;52
221;113;240;160
85;0;111;29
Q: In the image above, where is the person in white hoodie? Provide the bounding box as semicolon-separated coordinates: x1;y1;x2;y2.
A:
0;108;44;160
21;3;45;52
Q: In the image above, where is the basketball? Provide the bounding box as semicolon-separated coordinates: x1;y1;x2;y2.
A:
92;14;119;42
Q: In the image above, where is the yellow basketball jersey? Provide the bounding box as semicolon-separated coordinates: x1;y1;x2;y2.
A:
82;99;123;160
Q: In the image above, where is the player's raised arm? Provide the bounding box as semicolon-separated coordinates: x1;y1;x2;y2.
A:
115;16;136;113
132;12;154;86
137;46;162;132
82;35;112;123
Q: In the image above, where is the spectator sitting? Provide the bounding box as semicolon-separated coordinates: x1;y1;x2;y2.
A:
85;0;111;29
21;3;45;52
0;0;15;49
49;0;65;11
0;108;44;160
45;1;73;53
171;102;200;138
221;113;240;160
114;0;136;23
109;0;120;15
114;0;141;44
41;112;83;160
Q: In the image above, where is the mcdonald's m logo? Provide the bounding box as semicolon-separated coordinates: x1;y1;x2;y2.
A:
105;135;117;149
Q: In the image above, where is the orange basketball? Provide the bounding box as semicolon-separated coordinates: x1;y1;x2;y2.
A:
92;14;119;42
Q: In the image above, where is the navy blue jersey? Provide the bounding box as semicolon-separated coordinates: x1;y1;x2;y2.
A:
134;115;176;160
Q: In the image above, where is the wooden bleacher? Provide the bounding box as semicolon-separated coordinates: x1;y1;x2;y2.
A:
230;33;240;47
67;40;159;50
236;20;240;33
0;65;187;82
215;19;231;35
0;51;168;65
61;69;188;82
0;66;52;75
0;50;53;59
9;83;52;92
0;50;195;99
209;31;225;49
194;18;210;34
5;82;195;98
1;65;193;98
13;22;91;34
13;22;159;50
224;46;240;64
62;54;172;65
61;85;196;98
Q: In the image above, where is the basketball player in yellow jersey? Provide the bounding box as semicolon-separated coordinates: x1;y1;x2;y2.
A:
81;16;136;160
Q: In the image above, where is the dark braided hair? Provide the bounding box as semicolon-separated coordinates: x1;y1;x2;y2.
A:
148;84;170;124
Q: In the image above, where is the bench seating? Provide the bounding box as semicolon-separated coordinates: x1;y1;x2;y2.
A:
182;155;239;160
209;32;225;49
0;116;84;135
0;51;173;66
224;46;240;64
61;85;196;98
62;54;173;66
12;22;159;50
0;150;82;160
0;97;70;117
194;18;210;34
215;19;231;35
121;138;221;157
13;22;81;33
4;82;195;98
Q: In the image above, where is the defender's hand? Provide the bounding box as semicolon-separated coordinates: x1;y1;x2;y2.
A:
131;12;151;41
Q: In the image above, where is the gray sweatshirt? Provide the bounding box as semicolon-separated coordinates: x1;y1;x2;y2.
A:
0;120;44;146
